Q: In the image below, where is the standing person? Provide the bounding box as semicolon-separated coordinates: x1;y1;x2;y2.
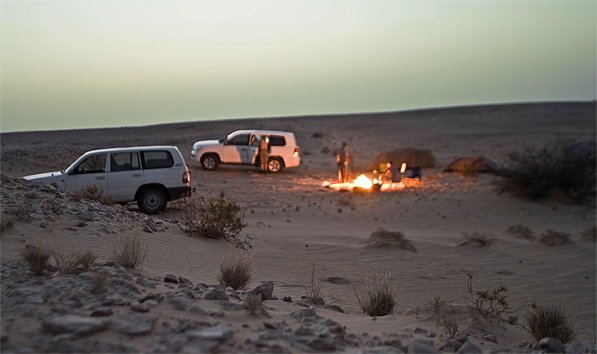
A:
259;136;270;173
336;142;350;183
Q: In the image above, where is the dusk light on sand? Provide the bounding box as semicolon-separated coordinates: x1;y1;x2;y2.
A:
0;1;596;353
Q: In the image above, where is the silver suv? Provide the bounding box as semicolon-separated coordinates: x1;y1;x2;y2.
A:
24;146;192;214
191;130;300;173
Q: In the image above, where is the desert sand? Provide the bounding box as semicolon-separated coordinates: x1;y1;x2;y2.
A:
1;101;595;353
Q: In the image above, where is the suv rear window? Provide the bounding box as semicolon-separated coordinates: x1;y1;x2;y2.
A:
141;151;174;169
269;135;286;146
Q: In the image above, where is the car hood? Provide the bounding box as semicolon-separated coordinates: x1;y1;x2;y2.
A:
23;171;65;183
193;140;221;147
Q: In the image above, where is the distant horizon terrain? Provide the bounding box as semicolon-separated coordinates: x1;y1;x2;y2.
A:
2;99;595;134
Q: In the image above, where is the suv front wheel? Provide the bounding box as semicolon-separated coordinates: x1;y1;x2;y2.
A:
268;157;284;173
137;187;167;214
201;154;219;171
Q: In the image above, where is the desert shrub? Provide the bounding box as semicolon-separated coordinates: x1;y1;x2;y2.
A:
111;228;147;268
457;232;494;247
496;140;596;200
364;228;417;253
354;271;396;316
537;230;571;246
244;292;262;315
440;317;459;339
1;215;15;233
176;192;246;241
90;273;110;294
22;244;52;275
465;273;520;324
54;249;97;275
424;296;452;320
298;263;326;306
579;227;596;242
5;204;33;221
218;248;253;290
505;224;535;240
526;304;575;343
70;185;114;205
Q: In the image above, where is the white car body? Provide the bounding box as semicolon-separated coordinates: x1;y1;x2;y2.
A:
191;130;300;173
24;146;192;214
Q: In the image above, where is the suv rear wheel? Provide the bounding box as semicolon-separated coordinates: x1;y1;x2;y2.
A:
137;187;167;214
201;154;219;171
268;157;284;173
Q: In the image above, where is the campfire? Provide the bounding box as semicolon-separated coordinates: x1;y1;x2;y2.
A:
323;163;423;192
323;174;420;192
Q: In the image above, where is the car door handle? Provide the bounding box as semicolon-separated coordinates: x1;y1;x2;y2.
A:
240;148;247;151
95;176;106;180
132;173;142;177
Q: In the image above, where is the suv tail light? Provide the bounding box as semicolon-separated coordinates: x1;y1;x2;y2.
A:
182;171;190;184
293;147;299;157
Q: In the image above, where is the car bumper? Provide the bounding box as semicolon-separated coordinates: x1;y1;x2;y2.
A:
168;186;193;200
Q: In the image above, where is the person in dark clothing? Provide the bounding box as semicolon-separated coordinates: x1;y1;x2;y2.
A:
336;142;350;183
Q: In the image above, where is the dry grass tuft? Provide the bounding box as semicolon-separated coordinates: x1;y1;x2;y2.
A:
218;248;253;291
505;224;535;240
526;304;575;343
579;227;596;243
1;214;15;233
54;249;97;275
364;228;417;253
22;244;52;275
298;263;326;306
457;232;495;247
354;271;396;317
90;273;110;294
111;228;148;268
70;185;114;205
537;230;571;246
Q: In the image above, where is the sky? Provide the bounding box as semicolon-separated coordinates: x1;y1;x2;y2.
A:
1;0;595;133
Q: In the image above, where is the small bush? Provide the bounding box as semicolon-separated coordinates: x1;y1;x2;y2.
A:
496;140;596;200
1;215;15;233
54;249;97;275
440;317;459;339
90;273;110;294
354;271;396;317
457;232;494;247
538;230;571;246
298;263;326;306
579;227;596;242
70;185;114;205
22;244;52;275
526;304;575;343
244;292;262;315
176;192;246;241
111;228;147;268
364;228;417;253
505;224;535;240
218;248;253;291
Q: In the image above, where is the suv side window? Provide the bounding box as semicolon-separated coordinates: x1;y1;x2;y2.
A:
73;154;107;174
270;135;286;147
111;152;141;172
227;134;250;146
141;151;174;169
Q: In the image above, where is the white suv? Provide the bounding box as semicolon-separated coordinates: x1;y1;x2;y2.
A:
24;146;192;214
191;130;300;173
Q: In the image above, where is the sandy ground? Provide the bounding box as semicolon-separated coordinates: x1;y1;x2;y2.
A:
1;101;596;350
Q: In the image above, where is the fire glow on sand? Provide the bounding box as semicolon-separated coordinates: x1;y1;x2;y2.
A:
322;174;409;192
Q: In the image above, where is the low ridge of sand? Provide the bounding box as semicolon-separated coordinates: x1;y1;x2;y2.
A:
1;101;595;352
